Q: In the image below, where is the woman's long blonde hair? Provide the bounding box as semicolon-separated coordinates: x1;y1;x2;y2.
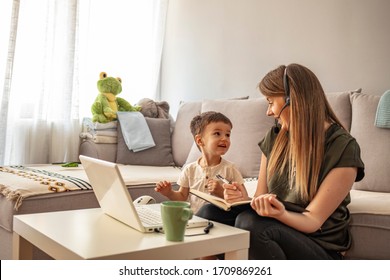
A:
259;64;344;202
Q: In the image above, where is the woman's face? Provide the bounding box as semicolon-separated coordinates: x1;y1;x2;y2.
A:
266;96;290;130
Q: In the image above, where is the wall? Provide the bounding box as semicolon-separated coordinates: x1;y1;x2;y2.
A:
161;0;390;117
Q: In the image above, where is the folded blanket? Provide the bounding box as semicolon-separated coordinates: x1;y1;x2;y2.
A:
117;111;155;152
375;90;390;128
94;129;117;137
82;117;118;132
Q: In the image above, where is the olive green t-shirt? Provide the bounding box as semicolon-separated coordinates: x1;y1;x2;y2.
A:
259;123;365;252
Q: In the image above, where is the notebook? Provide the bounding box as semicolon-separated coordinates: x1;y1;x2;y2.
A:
79;155;209;233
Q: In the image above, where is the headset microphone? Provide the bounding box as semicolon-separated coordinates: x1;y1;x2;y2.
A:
273;119;280;134
273;102;289;134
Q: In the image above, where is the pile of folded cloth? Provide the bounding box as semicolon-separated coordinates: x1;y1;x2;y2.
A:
79;117;118;144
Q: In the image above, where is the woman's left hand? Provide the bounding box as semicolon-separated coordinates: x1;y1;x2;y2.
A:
251;194;285;217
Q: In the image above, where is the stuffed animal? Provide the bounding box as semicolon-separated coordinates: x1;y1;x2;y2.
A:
91;72;141;123
137;98;170;119
137;98;175;132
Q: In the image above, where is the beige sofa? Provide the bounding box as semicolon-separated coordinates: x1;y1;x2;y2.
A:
1;91;389;259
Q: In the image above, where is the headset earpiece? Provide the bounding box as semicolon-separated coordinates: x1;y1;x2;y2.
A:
285;96;290;106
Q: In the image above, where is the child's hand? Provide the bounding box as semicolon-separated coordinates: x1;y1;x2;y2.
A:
206;179;224;198
154;181;172;197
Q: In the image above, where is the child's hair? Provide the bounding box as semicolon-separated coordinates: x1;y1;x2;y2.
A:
190;111;232;138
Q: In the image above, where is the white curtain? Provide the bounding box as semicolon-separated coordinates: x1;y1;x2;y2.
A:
0;0;168;165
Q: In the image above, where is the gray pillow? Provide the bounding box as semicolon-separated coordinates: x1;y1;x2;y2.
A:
171;100;202;167
171;96;250;167
325;88;361;132
350;92;390;192
185;97;274;178
116;117;174;166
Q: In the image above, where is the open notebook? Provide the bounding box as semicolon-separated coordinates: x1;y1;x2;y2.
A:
79;155;209;233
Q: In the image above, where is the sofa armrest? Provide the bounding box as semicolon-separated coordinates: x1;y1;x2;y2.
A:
79;139;117;162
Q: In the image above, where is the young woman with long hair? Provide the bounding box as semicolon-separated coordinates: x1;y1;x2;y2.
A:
197;64;365;259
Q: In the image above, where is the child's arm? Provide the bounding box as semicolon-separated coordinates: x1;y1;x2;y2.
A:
154;181;189;201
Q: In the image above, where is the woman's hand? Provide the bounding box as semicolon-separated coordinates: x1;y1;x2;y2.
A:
251;194;286;217
223;182;249;203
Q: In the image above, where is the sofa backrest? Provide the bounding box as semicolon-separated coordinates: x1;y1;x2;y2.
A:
171;97;274;178
172;90;390;192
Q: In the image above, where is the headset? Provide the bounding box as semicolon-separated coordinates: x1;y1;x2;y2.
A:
283;66;290;106
274;66;291;133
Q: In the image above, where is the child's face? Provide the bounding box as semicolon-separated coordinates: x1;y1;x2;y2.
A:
198;121;231;156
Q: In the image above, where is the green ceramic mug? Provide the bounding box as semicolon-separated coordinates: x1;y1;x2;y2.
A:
161;201;193;241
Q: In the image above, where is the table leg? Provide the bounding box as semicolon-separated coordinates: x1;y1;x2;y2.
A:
13;232;33;260
224;249;248;260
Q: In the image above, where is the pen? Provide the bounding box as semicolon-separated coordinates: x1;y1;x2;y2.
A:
216;174;231;184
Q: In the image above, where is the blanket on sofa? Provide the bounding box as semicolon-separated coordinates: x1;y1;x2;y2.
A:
0;165;92;210
0;164;183;211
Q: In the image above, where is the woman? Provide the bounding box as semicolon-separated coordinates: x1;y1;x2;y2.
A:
197;64;365;259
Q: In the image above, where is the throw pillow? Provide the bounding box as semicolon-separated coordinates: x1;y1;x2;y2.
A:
116;117;174;166
171;96;250;167
185;97;274;178
325;88;361;132
350;92;390;192
171;100;202;167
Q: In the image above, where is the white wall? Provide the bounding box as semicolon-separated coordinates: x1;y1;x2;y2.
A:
161;0;390;117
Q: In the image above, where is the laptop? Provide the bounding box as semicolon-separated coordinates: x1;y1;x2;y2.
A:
79;155;209;233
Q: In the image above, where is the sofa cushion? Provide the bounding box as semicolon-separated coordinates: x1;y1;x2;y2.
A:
185;97;274;178
350;92;390;192
171;101;202;167
348;189;390;215
116;117;174;166
346;190;390;259
326;91;354;131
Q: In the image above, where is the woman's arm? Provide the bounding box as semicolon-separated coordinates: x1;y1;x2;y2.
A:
223;153;268;203
254;153;269;197
251;167;357;233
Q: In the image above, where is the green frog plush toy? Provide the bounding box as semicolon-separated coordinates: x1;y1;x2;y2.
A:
91;72;141;123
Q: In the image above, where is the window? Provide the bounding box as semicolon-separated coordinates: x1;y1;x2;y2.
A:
0;0;168;164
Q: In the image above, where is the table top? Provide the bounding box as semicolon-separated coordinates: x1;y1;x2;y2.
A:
13;208;249;260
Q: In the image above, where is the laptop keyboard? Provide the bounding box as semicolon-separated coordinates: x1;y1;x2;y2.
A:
136;205;162;226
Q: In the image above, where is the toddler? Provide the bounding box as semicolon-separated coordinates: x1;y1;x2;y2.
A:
155;111;246;213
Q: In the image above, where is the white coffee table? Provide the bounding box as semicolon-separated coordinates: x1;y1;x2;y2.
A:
13;208;249;260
